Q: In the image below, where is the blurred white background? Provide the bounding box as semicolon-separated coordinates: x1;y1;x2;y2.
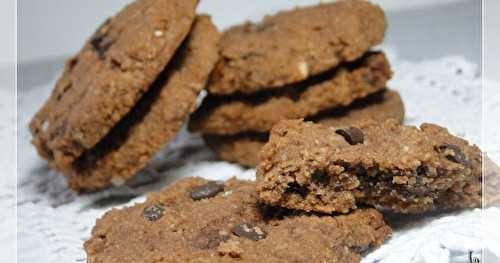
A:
485;0;500;82
15;0;466;64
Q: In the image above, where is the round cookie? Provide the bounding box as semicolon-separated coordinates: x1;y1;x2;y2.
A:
84;177;392;262
30;0;199;172
208;0;387;95
64;16;220;191
190;52;391;135
204;89;404;167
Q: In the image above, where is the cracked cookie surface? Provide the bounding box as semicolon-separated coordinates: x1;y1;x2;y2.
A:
257;119;482;213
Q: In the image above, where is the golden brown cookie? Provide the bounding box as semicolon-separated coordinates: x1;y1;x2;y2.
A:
257;119;482;214
30;0;199;172
204;90;405;167
85;177;392;262
208;0;387;95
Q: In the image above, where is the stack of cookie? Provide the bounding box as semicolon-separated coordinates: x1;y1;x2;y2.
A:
189;0;404;167
29;0;220;191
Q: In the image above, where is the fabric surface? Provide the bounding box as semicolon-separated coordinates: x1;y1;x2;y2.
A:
6;47;500;262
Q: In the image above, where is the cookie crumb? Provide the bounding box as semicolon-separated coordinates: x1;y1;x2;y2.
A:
298;61;309;78
218;240;243;258
110;176;125;186
154;30;164;37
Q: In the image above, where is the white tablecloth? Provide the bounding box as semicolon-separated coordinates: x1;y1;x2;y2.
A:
6;45;499;262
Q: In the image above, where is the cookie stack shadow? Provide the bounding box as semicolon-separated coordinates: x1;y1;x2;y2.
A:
189;0;404;167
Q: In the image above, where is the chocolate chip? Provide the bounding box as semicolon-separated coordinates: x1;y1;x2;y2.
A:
232;223;267;241
417;165;427;175
143;204;165;221
311;170;329;185
190;182;224;201
437;143;469;166
285;182;309;198
353;165;367;176
91;33;113;59
335;127;364;145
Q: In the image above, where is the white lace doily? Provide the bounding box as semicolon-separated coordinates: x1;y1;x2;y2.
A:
9;47;500;262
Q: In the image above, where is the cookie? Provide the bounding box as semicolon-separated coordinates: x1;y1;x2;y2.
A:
84;177;392;262
204;133;267;168
29;0;198;172
257;119;482;214
56;16;220;191
208;0;386;95
205;89;404;167
190;52;391;135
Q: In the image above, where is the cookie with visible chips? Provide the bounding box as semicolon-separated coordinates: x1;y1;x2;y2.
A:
32;9;220;191
30;0;199;172
257;119;482;214
203;89;404;167
84;177;392;262
63;15;220;191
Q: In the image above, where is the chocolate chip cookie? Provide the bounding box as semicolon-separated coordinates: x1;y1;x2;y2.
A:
208;0;386;95
30;0;198;175
84;177;392;262
33;12;220;191
190;52;391;135
205;89;404;167
64;16;220;190
257;119;482;213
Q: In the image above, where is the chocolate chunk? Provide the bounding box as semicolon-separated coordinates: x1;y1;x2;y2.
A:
143;204;165;221
190;181;224;200
285;182;309;198
416;165;427;175
232;223;267;241
311;170;330;185
438;143;469;166
335;127;364;145
91;33;113;59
